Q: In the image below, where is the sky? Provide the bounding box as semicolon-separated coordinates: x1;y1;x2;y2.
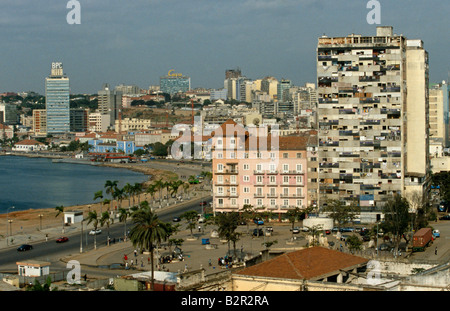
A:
0;0;449;94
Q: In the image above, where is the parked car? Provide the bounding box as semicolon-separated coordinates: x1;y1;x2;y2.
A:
253;218;264;225
252;228;264;237
325;229;331;235
362;235;371;242
378;243;392;251
17;244;33;252
56;237;69;243
89;229;102;235
432;230;440;238
291;227;300;234
172;217;181;222
439;214;450;220
266;226;274;233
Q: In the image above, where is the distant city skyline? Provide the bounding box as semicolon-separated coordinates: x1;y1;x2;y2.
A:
0;0;448;94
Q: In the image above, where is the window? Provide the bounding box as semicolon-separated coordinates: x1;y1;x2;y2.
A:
257;199;263;206
296;164;302;172
231;198;237;206
256;187;263;195
270;152;276;159
243;187;250;193
217;175;223;184
243;175;250;182
283;188;289;195
296;176;303;184
283;153;289;158
296;200;302;207
296;188;302;196
244;198;250;205
217;163;223;172
230;175;236;183
256;164;262;172
270;199;276;206
257;175;263;184
230;187;237;196
243;164;249;170
270;175;276;184
283;164;289;173
217;153;223;159
296;153;302;158
283;176;289;184
217;139;223;146
217;187;224;195
283;199;289;207
244;153;249;159
270;188;276;196
269;163;276;172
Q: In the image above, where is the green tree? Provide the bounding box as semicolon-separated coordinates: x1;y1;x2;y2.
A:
26;276;56;291
104;180;118;211
347;235;363;253
55;205;65;234
215;212;241;256
118;207;130;240
381;195;411;256
322;199;360;230
100;211;113;246
181;210;199;238
129;208;168;290
85;210;99;250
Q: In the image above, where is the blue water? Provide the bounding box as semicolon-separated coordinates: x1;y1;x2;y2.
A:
0;156;149;214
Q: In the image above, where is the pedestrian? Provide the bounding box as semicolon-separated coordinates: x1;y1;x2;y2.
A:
435;247;438;255
134;249;137;257
208;259;212;266
148;256;150;265
124;254;128;261
131;259;134;266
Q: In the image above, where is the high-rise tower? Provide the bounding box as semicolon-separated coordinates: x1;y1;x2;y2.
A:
45;62;70;134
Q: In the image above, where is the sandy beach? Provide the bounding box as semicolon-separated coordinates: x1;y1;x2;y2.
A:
0;157;206;238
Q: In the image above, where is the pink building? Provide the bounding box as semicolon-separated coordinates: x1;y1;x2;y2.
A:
211;119;308;220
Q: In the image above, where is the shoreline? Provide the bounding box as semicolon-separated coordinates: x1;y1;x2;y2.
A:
0;153;184;236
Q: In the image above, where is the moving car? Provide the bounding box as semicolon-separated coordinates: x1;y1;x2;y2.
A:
56;237;69;243
199;201;208;206
252;228;264;237
89;229;102;235
172;216;181;222
17;244;33;252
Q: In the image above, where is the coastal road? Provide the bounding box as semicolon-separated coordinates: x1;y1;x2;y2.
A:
0;196;212;273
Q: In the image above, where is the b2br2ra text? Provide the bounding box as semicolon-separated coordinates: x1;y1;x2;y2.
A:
181;295;269;308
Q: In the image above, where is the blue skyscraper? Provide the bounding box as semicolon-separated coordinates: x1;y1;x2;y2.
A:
46;62;70;134
160;70;190;95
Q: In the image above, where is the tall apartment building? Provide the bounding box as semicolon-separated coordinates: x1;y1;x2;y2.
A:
429;81;449;156
261;77;278;101
316;26;430;221
160;71;191;95
98;84;123;128
277;79;292;102
45;62;70;134
70;108;89;132
32;109;47;136
0;102;18;125
88;112;110;132
211;119;308;219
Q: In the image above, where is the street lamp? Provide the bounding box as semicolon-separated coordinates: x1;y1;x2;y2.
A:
80;219;84;253
6;206;15;246
38;214;43;231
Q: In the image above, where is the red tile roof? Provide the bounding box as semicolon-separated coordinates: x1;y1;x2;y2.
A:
15;139;44;146
235;247;368;280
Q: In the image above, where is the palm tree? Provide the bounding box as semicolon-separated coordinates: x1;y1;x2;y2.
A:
153;178;165;205
93;190;103;205
85;210;99;250
55;205;65;234
133;183;143;206
146;184;157;208
170;180;184;199
182;182;190;199
100;211;113;246
104;180;118;211
123;183;133;208
129;208;169;290
118;208;130;240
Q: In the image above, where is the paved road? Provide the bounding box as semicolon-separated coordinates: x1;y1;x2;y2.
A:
0;195;212;273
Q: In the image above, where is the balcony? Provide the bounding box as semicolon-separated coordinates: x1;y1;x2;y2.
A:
254;170;265;175
266;194;278;198
214;169;239;175
280;193;305;199
280;170;304;175
254;193;265;198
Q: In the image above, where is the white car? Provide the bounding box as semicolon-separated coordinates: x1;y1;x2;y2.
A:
89;229;102;235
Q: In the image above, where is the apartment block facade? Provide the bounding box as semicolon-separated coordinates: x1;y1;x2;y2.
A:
316;26;430;221
211;119;308;219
